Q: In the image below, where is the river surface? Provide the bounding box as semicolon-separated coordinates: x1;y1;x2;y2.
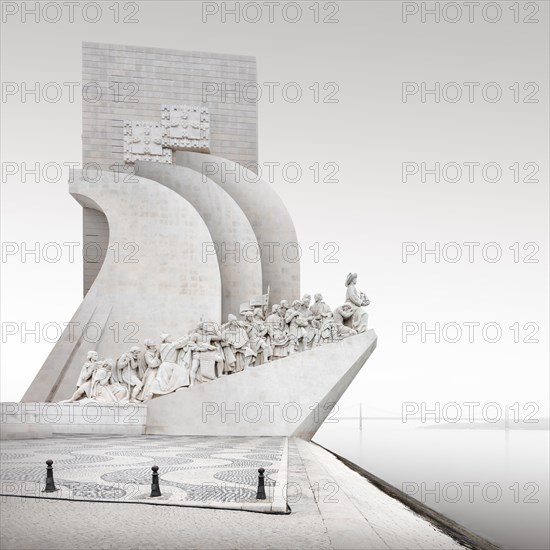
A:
313;419;549;550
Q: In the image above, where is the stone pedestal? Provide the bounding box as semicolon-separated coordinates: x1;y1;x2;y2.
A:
0;402;147;439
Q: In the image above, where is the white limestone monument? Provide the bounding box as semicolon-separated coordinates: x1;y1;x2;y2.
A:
9;43;377;440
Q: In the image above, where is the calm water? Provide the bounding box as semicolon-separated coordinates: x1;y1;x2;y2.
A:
313;419;550;550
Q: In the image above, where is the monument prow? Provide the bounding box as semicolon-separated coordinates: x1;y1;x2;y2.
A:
146;329;377;439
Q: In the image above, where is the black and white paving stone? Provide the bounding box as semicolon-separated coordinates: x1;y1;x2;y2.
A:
0;435;285;510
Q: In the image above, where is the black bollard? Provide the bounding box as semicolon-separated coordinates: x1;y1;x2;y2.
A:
150;465;161;497
256;467;266;500
43;459;57;493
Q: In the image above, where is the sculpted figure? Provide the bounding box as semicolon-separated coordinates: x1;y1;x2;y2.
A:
221;315;255;373
344;272;370;333
253;307;265;322
90;359;129;403
310;293;331;318
151;334;194;395
103;358;130;402
244;310;272;366
333;303;358;339
265;304;289;360
298;294;316;350
285;300;308;353
279;299;289;318
318;311;339;345
190;322;225;383
68;351;98;402
112;346;143;402
136;339;161;401
309;293;331;346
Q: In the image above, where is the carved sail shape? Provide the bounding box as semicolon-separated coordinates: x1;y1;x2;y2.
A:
22;170;222;402
174;152;301;306
134;161;262;320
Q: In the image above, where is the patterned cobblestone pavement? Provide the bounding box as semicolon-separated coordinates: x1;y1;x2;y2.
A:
0;435;285;508
0;438;466;549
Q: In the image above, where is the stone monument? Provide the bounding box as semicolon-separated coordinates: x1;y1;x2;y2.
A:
6;43;377;440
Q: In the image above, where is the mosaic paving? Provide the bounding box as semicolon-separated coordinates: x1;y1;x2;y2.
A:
0;435;287;511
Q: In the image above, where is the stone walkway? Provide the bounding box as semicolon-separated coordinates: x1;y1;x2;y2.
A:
295;439;463;550
0;437;466;549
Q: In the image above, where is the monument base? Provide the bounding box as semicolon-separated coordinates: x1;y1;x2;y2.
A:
0;402;147;439
2;330;376;440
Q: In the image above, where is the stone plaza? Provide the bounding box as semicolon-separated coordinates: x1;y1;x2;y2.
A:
1;436;469;550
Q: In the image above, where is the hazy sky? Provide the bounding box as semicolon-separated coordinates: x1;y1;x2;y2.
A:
1;1;548;418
